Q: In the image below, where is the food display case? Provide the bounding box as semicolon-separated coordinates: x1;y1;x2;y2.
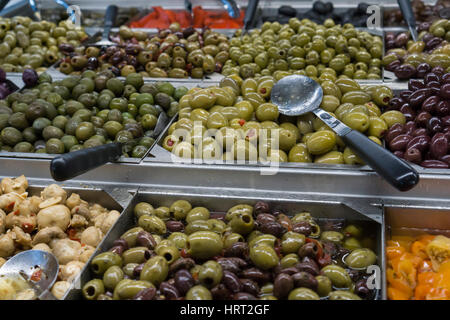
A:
0;0;449;302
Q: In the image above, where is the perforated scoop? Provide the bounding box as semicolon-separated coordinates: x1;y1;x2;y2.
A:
0;250;59;300
271;75;420;192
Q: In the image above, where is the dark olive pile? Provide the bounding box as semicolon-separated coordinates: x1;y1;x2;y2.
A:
384;0;450;27
82;200;378;300
0;71;187;157
0;16;87;73
262;2;371;27
386;72;450;169
383;19;450;80
58;24;229;79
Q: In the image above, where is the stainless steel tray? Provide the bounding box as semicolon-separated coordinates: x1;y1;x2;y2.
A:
383;205;450;300
0;180;135;300
67;187;383;300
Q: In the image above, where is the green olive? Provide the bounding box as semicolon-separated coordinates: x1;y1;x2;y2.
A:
249;244;279;270
91;252;123;276
321;265;352;289
187;231;223;259
281;231;306;254
140;256;169;287
186;285;212;300
103;266;124;291
198;260;223;288
186;207;210;223
344;248;377;269
170;200;192;220
316;275;332;297
329;290;362;300
82;279;105;300
120;227;144;247
320;231;344;244
113;279;154;300
138;215;166;235
288;288;320;300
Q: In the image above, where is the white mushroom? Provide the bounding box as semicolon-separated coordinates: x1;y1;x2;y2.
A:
32;243;52;253
65;193;81;210
5;212;36;231
99;210;120;234
70;204;90;219
80;227;103;247
93;212;106;230
0;193;24;212
89;204;107;219
0;209;5;234
60;261;85;282
79;245;96;263
41;184;67;203
1;175;28;194
0;233;15;258
51;239;81;264
37;205;71;231
70;214;88;229
51;281;71;300
10;226;32;248
32;226;67;246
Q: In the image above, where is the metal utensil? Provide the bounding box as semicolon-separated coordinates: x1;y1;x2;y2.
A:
50;111;170;181
271;75;419;192
86;5;118;47
0;250;59;300
220;0;240;19
397;0;418;42
242;0;259;34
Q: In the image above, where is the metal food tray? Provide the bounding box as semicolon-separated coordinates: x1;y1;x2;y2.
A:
67;187;384;300
0;179;135;300
0;76;193;164
383;206;450;300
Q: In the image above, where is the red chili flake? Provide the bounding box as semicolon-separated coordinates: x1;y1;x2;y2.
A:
13;210;20;216
167;139;174;147
22;223;34;233
180;248;190;258
30;269;42;282
6;202;15;211
238;119;246;126
260;88;267;94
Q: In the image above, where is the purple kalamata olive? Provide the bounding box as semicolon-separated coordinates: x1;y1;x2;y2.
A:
421;160;449;168
435;101;450;116
240;279;259;296
430;133;448;159
441;73;450;84
408;88;432;108
256;213;276;224
426;37;443;50
174;269;195;295
273;273;294;299
386;60;401;72
426;81;442;95
0;68;5;82
416;111;432;127
133;287;156;300
406;135;431;152
416;63;432;78
223;271;242;293
395;33;409;47
166;220;184;232
389;134;413;151
442;116;450;127
440;155;450;166
22;68;38;87
408;79;425;91
389;96;404;110
404;147;422;164
292;221;312;236
291;272;318;290
427;117;443;134
395;64;417;79
400;90;413;101
404;121;417;136
412;128;428;137
422;95;440;113
393;151;405;158
432;66;445;77
254;201;270;215
440;83;450;100
400;104;416;122
211;284;231;300
384;123;405;143
424;73;440;84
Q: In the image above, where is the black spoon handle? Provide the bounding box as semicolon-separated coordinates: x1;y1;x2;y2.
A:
50;143;123;181
101;5;118;41
341;130;419;191
244;0;259;30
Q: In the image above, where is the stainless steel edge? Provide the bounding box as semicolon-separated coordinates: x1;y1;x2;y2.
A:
68;186;383;300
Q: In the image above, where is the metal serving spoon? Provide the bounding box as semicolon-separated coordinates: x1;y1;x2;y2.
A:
271;75;419;192
0;250;59;300
397;0;418;42
50;111;170;181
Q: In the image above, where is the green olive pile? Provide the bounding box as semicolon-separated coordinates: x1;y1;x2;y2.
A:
0;16;88;73
223;18;383;80
0;71;187;157
161;76;402;164
82;200;378;300
59;24;229;79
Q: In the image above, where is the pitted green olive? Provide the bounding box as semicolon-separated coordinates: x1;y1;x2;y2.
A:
344;248;377;269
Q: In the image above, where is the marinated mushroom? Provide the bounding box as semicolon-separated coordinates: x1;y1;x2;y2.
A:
60;261;85;282
37;205;71;231
10;226;32;248
32;243;52;253
0;209;5;234
1;175;28;194
79;245;96;263
0;233;14;258
66;193;81;210
41;184;67;203
51;239;81;265
70;214;88;229
32;226;67;246
97;210;120;234
51;281;71;300
80;226;103;247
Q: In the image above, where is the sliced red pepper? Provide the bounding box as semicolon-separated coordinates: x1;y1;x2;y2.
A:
67;228;80;242
317;253;332;268
13;209;20;216
30;269;42;282
180;248;190;258
306;237;323;260
22;223;34;233
6;202;15;211
239;119;246;126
